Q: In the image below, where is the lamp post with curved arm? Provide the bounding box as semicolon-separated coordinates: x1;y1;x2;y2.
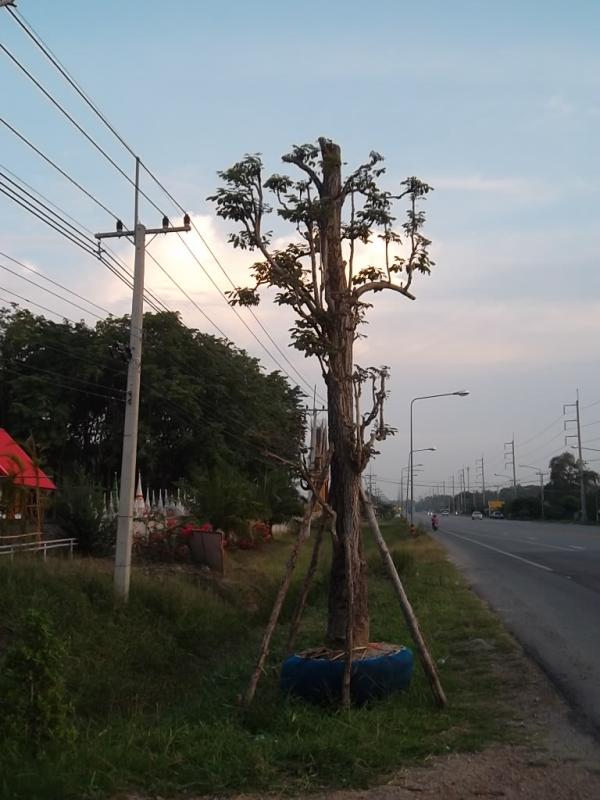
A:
410;391;469;523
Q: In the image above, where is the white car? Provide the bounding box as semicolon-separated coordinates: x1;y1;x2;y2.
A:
471;510;483;520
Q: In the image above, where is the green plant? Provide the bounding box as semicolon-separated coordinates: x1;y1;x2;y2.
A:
52;467;115;555
0;608;75;752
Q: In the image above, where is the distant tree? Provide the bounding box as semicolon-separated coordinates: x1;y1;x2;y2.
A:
210;138;433;648
507;495;541;520
546;452;599;520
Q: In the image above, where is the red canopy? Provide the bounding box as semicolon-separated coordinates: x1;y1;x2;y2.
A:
0;429;57;491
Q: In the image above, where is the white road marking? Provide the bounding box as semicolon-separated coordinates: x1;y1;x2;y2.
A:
471;530;582;553
439;530;554;572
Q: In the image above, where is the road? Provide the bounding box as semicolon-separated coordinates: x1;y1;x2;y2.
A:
420;512;600;733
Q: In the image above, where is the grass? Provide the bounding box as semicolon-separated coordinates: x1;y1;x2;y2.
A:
0;520;519;800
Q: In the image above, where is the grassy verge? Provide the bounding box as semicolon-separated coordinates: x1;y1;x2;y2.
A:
0;520;518;799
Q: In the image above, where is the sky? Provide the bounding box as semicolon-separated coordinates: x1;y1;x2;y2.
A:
1;0;599;500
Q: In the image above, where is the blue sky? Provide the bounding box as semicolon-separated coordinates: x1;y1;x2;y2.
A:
1;0;599;497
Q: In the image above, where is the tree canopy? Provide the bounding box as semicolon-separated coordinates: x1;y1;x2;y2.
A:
0;306;305;517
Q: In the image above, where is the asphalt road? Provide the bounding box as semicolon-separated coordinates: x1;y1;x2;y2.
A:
420;513;600;732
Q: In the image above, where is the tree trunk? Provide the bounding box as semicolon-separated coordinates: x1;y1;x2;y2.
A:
320;137;370;650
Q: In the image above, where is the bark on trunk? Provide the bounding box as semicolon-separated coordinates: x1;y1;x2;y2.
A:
320;137;370;650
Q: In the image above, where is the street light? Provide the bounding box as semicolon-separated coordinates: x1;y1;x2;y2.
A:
519;464;546;521
409;391;469;523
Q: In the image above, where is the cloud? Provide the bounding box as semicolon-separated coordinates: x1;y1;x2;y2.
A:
545;94;575;116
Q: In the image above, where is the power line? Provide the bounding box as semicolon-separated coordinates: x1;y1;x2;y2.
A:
0;116;119;221
0;260;103;319
518;430;565;463
2;363;122;403
1;357;125;397
0;181;99;258
0;42;137;200
8;6;139;160
145;250;229;340
5;6;313;394
0;250;111;316
175;232;310;395
518;414;563;448
147;169;322;399
2;18;318;399
0;163;166;313
583;399;600;410
0;288;82;324
0;179;162;313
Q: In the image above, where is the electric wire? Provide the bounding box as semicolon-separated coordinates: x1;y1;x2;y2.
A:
1;295;303;456
145;249;229;339
0;164;166;313
2;364;123;403
152;175;323;399
7;6;139;160
0;261;103;319
518;414;563;448
175;232;310;393
0;116;118;221
0;288;81;323
0;250;111;316
1;357;125;396
0;182;99;258
5;14;325;400
0;42;137;199
1;11;322;398
0;182;163;313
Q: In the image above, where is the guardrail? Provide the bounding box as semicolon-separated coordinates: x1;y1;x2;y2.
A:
0;537;77;560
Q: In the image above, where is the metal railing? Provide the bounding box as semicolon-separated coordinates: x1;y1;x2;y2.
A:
0;537;76;560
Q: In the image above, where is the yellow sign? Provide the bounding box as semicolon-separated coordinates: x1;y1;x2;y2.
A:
488;500;505;510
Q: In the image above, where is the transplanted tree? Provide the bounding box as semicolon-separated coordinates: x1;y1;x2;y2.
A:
210;138;433;650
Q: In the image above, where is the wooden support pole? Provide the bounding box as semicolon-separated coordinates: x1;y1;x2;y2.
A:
342;523;355;708
287;519;325;654
242;493;318;707
360;485;447;708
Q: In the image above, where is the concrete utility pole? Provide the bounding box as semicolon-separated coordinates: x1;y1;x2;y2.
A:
476;456;486;511
466;466;471;510
96;158;191;600
504;437;517;498
564;390;587;523
451;474;455;513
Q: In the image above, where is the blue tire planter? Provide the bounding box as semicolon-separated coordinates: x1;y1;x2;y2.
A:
281;646;414;705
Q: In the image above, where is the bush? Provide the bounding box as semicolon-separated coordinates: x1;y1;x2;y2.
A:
0;608;75;753
52;468;116;555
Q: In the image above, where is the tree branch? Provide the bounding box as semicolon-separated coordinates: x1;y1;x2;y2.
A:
281;154;323;193
353;281;416;301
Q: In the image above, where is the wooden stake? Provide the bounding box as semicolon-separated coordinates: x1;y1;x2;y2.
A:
287;519;325;654
342;521;355;708
242;494;318;707
360;485;447;708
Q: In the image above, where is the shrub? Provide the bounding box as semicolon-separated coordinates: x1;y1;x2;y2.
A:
0;608;75;752
52;468;116;555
